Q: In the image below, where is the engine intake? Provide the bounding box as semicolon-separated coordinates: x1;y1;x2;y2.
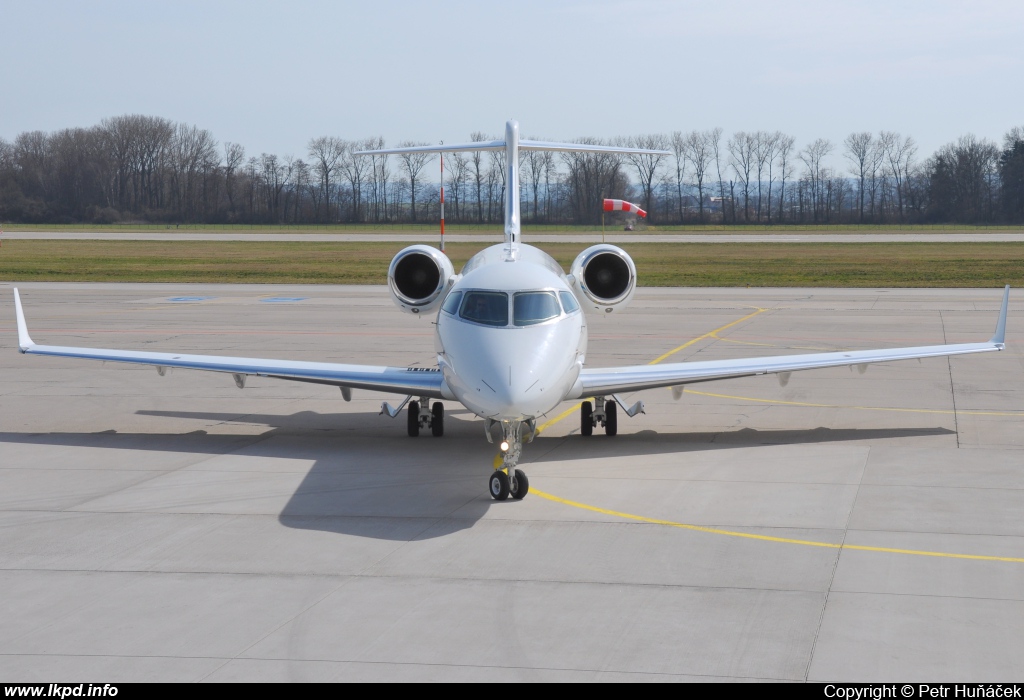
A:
388;245;455;314
569;244;637;314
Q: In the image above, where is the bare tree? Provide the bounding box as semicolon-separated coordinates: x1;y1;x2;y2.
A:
800;138;834;223
683;130;715;223
339;139;374;222
626;134;669;222
487;147;506;224
561;138;626;225
469;131;488;223
395;143;434;223
445;151;469;222
307;136;344;222
708;128;728;222
927;134;1000;222
292;159;310;223
222;142;245;218
775;134;795;223
523;144;546;222
728;132;756;222
670;131;687;221
168;123;217;221
752;131;778;222
542;150;556;222
844;132;873;222
361;137;390;222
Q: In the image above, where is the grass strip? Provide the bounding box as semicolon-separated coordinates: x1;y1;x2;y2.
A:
0;240;1021;287
4;223;1024;234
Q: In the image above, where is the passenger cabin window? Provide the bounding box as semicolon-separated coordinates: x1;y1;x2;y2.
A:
440;291;462;315
460;292;509;326
513;291;561;326
559;291;580;314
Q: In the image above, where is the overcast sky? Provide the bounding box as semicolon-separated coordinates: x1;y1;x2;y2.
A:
3;0;1022;168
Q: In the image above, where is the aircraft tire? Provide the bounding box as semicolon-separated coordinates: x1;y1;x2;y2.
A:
489;470;510;500
605;400;617;436
511;469;529;500
407;401;420;437
431;402;444;437
581;401;593;436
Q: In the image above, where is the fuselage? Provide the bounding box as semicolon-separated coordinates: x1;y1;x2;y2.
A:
435;244;588;420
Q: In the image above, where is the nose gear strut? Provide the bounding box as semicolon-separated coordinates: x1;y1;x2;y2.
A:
489;419;530;501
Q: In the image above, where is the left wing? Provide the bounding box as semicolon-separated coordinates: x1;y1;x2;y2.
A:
574;286;1009;397
13;289;449;399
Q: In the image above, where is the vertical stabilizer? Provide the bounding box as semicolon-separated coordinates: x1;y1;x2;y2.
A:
503;120;521;260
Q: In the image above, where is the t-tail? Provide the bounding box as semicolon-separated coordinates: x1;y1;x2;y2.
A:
354;120;671;259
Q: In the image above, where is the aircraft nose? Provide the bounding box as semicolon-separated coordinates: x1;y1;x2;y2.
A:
481;346;567;418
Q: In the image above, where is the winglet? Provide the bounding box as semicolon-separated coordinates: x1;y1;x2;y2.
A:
990;285;1010;347
13;288;36;352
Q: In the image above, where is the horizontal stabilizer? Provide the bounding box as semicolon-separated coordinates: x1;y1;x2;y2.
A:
354;141;505;156
519;139;670;155
355;139;670;157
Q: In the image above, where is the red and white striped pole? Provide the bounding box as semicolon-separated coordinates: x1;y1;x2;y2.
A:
439;144;445;253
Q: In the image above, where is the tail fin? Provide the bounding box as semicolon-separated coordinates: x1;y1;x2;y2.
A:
354;121;671;256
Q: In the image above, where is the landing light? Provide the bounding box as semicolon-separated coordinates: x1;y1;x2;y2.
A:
500;440;510;452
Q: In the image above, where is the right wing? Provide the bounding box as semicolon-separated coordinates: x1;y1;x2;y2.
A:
13;289;449;399
573;286;1009;397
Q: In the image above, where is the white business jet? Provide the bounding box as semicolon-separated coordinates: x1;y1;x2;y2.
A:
12;120;1009;501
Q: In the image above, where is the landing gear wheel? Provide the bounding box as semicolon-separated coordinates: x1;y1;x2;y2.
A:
431;402;444;437
581;401;593;436
605;400;617;436
407;401;420;437
510;469;529;500
489;470;510;501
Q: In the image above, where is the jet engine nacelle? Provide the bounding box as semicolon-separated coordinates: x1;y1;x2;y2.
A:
568;244;637;314
388;245;455;315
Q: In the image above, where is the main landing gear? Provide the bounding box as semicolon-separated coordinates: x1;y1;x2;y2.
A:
581;397;618;436
407;399;444;437
581;395;645;437
487;419;534;501
380;397;443;436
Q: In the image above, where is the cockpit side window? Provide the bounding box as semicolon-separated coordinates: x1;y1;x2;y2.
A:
440;291;463;315
558;291;580;314
513;291;561;326
460;291;509;326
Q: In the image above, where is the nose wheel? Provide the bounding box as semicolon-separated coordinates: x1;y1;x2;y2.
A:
489;468;529;501
488;420;530;501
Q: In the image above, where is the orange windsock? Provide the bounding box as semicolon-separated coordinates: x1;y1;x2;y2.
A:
602;199;646;218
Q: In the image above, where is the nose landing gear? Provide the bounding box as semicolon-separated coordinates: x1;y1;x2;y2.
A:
489;420;531;501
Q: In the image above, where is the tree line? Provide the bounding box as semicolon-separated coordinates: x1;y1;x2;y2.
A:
1;114;1023;226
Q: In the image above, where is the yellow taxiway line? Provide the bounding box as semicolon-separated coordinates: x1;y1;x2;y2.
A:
519;305;1024;564
529;488;1024;563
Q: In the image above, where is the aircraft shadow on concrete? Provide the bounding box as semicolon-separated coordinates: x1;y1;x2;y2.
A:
0;408;955;541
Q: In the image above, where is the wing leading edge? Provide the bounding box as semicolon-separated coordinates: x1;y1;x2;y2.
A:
12;289;449;399
574;286;1009;397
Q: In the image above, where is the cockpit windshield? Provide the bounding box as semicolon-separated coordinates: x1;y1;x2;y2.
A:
513;291;561;326
460;291;509;326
